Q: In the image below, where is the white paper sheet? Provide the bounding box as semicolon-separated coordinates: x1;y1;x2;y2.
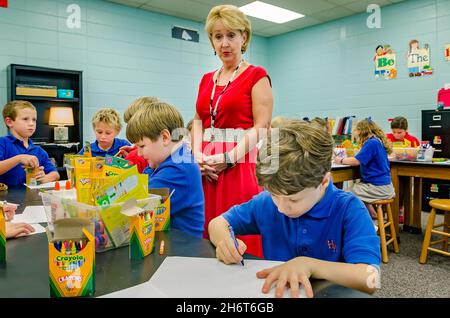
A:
101;257;306;298
28;223;46;235
24;180;69;189
12;205;47;224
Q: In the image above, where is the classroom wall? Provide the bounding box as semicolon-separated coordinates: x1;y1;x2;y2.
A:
0;0;269;141
268;0;450;138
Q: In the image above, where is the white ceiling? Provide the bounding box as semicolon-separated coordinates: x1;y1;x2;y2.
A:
105;0;405;37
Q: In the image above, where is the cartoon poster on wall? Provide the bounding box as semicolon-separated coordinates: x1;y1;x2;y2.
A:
445;44;450;61
374;44;397;80
407;39;433;77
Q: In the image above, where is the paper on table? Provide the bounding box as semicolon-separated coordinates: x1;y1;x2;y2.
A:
28;223;46;235
24;180;69;189
12;205;47;224
101;256;306;298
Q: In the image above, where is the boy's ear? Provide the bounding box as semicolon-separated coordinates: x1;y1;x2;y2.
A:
4;117;13;128
161;129;171;144
321;172;331;187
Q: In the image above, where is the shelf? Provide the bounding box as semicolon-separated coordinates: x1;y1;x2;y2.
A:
15;95;79;102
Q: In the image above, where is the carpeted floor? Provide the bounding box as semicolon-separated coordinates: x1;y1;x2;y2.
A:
374;213;450;298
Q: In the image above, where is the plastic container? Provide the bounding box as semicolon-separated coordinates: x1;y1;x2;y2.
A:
416;147;435;162
57;89;74;99
40;191;161;252
392;147;420;161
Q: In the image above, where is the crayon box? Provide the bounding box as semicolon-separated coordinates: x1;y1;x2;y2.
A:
47;218;95;297
149;188;171;231
121;199;157;260
0;204;5;263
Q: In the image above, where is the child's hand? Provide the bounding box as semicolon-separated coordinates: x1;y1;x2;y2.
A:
5;222;35;238
117;145;136;157
35;166;45;181
3;203;17;221
215;237;246;265
256;257;314;298
18;154;39;168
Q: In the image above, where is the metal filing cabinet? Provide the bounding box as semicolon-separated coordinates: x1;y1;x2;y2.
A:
422;109;450;158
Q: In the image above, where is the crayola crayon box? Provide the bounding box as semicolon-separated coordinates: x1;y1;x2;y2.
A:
149;188;171;231
0;205;5;263
47;218;95;297
121;199;157;260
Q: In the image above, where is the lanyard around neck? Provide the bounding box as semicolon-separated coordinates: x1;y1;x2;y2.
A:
209;59;244;131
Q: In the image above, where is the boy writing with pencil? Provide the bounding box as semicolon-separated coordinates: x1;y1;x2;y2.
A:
79;108;130;157
0;101;59;186
126;101;204;238
209;119;381;298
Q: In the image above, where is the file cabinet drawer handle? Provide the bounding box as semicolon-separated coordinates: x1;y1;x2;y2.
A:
432;115;441;121
429;125;442;128
434;149;442;152
433;115;441;120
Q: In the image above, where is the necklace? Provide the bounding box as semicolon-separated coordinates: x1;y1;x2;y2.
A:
209;59;244;141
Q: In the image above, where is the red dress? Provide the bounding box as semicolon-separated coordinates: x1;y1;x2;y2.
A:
196;65;270;258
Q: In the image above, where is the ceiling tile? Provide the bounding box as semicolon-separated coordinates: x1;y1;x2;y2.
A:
344;0;393;12
326;0;359;5
311;6;356;21
268;0;337;15
107;0;149;7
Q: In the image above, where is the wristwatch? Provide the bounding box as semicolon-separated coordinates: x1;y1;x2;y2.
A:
223;152;235;169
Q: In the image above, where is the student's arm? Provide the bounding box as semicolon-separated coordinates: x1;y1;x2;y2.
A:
340;156;360;166
40;171;60;183
6;222;35;239
256;257;379;298
208;216;247;265
0;155;39;175
36;148;59;183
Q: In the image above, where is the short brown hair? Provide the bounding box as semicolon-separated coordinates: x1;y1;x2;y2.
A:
390;116;408;130
123;96;159;124
3;100;36;121
205;5;252;53
92;108;122;132
126;101;184;143
257;119;334;196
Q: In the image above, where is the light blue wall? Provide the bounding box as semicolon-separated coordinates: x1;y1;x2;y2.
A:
0;0;269;142
269;0;450;138
1;0;449;141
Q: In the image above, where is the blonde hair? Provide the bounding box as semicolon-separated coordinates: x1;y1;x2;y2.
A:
310;117;329;133
205;5;252;53
356;119;392;154
3;100;36;121
126;101;184;143
92;108;122;132
270;116;288;128
123;96;159;124
257;119;334;196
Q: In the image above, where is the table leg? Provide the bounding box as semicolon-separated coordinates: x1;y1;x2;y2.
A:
391;165;400;235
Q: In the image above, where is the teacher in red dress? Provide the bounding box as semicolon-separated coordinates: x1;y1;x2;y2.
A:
193;5;273;257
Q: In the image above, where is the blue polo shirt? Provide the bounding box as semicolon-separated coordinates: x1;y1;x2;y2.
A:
145;143;204;238
355;137;391;185
0;134;57;186
223;180;381;265
78;138;131;157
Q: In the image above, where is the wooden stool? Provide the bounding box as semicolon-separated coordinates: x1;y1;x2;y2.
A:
419;199;450;264
373;199;399;263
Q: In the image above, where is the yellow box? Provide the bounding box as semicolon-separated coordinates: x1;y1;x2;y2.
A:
0;205;5;263
47;219;95;297
121;199;157;260
149;188;171;231
23;165;40;186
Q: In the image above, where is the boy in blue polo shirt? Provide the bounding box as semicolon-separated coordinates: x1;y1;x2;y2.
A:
209;119;381;298
0;101;59;186
79;108;130;157
126;101;204;238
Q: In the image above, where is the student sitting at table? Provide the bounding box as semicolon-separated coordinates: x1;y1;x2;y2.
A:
386;116;420;148
79;108;131;157
116;96;160;172
334;118;394;219
126;101;205;238
209;119;381;298
0;101;59;186
1;201;35;238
